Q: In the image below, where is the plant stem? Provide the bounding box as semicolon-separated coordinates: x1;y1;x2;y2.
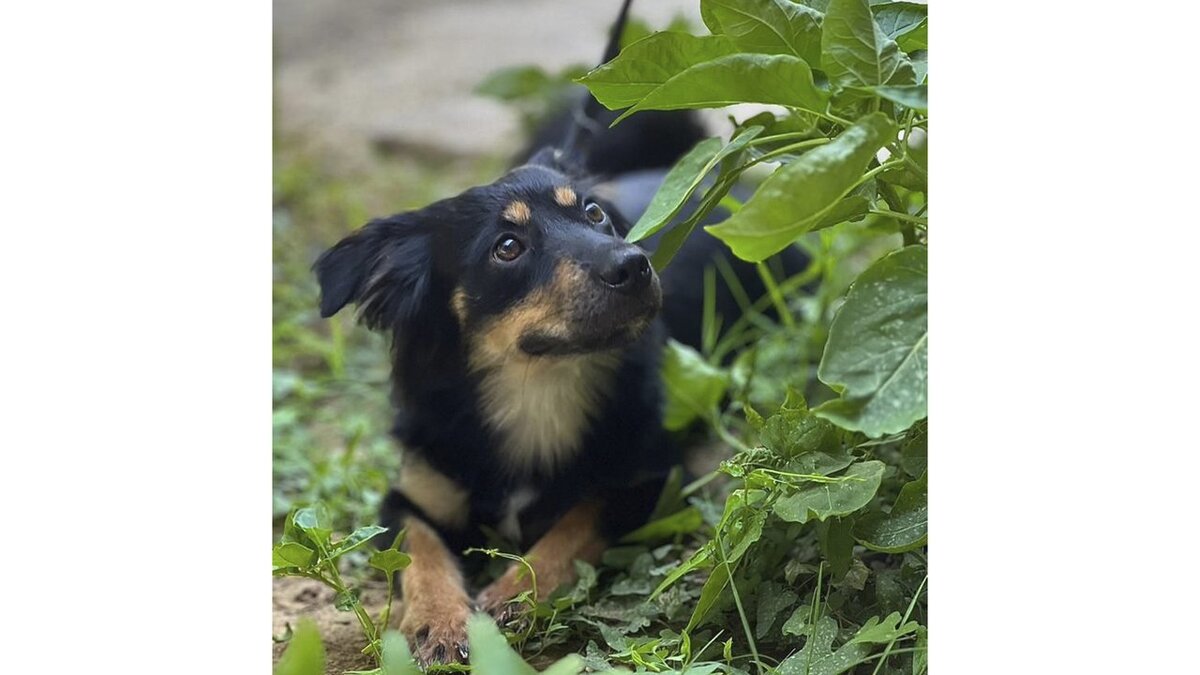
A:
868;209;928;228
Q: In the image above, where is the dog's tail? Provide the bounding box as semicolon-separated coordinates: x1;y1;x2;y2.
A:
516;0;707;178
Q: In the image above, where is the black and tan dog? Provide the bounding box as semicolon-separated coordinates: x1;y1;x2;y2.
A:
314;1;799;665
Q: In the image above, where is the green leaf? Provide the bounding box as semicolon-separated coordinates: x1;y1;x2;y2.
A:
617;53;828;123
820;517;855;577
275;619;324;675
900;421;927;478
628;127;762;243
662;339;729;431
847;611;920;645
700;0;824;64
368;549;412;575
773;460;885;523
777;615;874;675
621;507;704;543
860;84;927;111
686;558;731;631
272;542;317;570
822;0;915;86
466;613;539;675
913;624;928;674
333;524;388;556
290;504;333;549
853;472;927;553
579;33;738;109
872;2;926;42
707;113;896;262
760;408;852;474
651;543;712;599
379;630;421;675
813;246;927;437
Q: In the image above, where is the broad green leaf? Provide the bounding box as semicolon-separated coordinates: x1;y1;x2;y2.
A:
662;339;729;430
776;615;874;675
760;408;853;474
707;113;896;262
847;611;920;644
333;524;388;556
621;507;704;543
872;2;926;42
275;619;324;675
628;127;762;243
700;0;824;64
617;53;828;123
822;0;915;86
773;460;885;523
853;472;927;553
860;84;927;111
782;604;808;636
368;548;412;575
466;613;539;675
379;630;421;675
813;246;927;437
272;542;317;570
291;504;333;548
579;33;737;109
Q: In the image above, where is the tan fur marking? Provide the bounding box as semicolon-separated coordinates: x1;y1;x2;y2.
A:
396;454;470;530
450;286;469;325
476;500;607;614
399;517;472;664
553;186;577;207
467;261;618;473
502;200;531;225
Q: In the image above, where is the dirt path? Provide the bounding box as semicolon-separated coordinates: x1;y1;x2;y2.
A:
274;0;696;167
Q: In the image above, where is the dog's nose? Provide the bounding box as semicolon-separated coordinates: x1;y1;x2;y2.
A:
596;248;652;294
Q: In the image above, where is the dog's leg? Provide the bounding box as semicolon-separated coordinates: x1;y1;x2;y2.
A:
475;498;608;621
397;515;473;665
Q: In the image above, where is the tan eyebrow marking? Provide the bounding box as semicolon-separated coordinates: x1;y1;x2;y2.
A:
503;200;531;225
553;186;577;208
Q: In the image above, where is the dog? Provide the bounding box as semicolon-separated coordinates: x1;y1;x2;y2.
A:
314;0;802;664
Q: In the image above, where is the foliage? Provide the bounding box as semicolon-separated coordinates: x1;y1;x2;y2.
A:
274;0;928;672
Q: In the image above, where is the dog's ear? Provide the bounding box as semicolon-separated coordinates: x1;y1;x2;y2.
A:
314;215;433;331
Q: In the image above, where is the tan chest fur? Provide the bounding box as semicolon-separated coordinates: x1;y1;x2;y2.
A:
474;354;618;473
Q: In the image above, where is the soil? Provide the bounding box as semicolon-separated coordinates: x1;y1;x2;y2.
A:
272;576;396;674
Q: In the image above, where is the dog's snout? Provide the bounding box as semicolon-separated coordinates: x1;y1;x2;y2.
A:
596;248;652;294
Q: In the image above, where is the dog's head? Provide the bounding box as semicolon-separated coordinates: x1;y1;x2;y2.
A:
315;152;662;368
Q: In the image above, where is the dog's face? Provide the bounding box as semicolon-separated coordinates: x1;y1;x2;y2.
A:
315;155;662;364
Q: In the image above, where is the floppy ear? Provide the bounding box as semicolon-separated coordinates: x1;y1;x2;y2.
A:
314;214;433;331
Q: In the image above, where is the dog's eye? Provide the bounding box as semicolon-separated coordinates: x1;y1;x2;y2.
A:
584;201;607;225
493;236;525;262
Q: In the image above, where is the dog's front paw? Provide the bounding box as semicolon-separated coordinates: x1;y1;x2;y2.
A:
399;601;471;666
474;576;531;627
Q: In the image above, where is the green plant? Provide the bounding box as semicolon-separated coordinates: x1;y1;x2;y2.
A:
273;505;412;667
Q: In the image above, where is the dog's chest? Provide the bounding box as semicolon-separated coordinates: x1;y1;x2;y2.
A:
475;355;618;473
